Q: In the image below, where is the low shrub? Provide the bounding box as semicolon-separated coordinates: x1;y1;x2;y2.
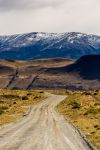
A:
22;96;28;100
27;93;32;96
0;106;8;115
85;107;100;115
0;109;4;115
69;100;81;109
0;94;20;99
72;101;81;109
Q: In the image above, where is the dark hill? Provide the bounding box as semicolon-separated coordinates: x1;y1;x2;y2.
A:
46;55;100;80
73;54;100;80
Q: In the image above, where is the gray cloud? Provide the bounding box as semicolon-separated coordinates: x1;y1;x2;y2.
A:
0;0;100;35
0;0;64;11
0;0;26;10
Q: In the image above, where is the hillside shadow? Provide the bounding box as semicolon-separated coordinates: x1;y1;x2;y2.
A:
45;55;100;80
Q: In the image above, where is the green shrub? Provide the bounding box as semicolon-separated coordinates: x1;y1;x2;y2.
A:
1;106;8;110
34;96;39;99
93;92;97;96
94;103;100;106
72;101;81;109
85;107;100;115
22;96;28;100
0;94;20;99
83;92;91;95
0;109;4;115
39;91;44;93
27;93;32;96
94;125;99;128
0;100;4;104
69;100;81;109
0;106;8;115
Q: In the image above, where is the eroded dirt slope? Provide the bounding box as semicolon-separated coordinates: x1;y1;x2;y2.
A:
0;57;100;90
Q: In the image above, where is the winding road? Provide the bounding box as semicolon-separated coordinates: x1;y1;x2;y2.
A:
0;93;93;150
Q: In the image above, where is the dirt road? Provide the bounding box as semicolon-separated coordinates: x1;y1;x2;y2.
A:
0;93;93;150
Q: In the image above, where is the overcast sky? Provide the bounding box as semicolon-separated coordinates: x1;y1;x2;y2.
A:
0;0;100;35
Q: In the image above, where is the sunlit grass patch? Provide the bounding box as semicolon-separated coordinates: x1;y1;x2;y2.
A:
0;90;46;125
56;90;100;149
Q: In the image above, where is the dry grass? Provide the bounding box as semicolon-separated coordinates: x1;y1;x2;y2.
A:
56;90;100;150
0;90;45;125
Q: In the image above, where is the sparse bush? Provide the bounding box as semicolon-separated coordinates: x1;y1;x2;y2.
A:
0;100;4;104
34;96;39;99
0;94;20;99
72;101;81;109
2;106;8;110
27;93;32;96
39;91;44;93
94;103;100;106
22;96;28;100
94;125;99;128
96;127;100;130
0;106;8;115
93;92;97;96
91;131;95;134
83;92;91;95
69;100;81;109
85;107;100;115
13;102;17;104
84;112;88;116
0;109;4;115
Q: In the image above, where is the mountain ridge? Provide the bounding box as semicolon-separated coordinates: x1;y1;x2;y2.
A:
0;32;100;60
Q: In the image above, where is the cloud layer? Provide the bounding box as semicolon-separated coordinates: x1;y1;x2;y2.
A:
0;0;100;35
0;0;64;11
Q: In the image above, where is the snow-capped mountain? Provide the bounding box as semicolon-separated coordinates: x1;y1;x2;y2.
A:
0;32;100;60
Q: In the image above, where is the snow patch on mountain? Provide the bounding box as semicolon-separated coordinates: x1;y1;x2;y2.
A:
0;32;100;60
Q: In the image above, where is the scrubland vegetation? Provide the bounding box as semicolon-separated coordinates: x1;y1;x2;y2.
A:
0;89;100;149
55;90;100;149
0;90;45;125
